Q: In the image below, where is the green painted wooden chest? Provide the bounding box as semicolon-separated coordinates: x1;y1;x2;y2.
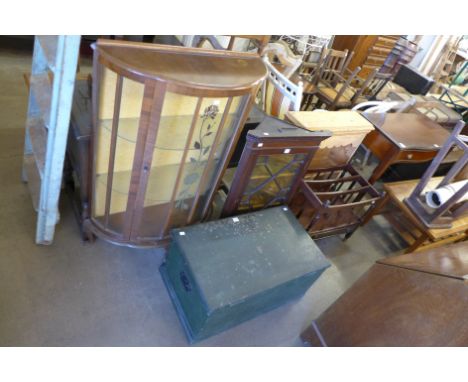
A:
160;206;330;343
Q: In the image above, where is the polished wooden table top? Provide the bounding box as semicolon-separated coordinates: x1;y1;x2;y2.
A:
302;263;468;346
378;241;468;280
287;110;374;134
363;113;450;150
301;241;468;346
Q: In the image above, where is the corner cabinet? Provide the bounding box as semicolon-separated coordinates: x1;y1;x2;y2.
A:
221;116;330;216
83;40;267;247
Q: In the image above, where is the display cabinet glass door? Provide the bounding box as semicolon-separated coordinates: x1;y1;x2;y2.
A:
92;68;144;236
135;93;246;241
238;152;308;212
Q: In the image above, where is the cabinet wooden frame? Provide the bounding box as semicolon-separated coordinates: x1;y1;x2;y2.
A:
221;116;330;217
82;39;267;247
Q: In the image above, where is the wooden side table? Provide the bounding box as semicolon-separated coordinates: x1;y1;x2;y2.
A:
362;113;451;184
301;241;468;346
286;110;374;169
363;177;468;253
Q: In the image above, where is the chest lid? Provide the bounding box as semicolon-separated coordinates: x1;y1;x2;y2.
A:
171;207;330;309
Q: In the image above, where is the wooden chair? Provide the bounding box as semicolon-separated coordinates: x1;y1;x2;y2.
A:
314;64;362;110
300;48;354;110
349;71;392;105
259;56;303;119
301;47;354;84
290;164;382;239
320;69;391;110
299;46;329;78
318;48;355;85
404;121;467;228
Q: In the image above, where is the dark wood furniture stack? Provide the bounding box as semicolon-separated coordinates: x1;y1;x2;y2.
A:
67;39;267;247
301;241;468;346
362;113;451;184
290;164;381;239
332;35;400;79
221;115;330;217
378;37;418;77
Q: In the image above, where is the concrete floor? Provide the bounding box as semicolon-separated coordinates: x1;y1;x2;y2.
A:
0;37;406;346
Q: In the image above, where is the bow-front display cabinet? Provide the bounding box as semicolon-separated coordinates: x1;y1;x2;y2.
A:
81;40;267;247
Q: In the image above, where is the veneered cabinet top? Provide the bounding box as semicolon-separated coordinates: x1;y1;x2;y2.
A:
95;39;268;90
286;110;374;134
363;112;450;149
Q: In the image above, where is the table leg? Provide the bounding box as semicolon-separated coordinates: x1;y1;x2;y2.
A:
368;146;400;184
405;233;429;254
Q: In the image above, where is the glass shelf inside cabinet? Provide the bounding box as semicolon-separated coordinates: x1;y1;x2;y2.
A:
95;159;212;205
99;116;214;151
